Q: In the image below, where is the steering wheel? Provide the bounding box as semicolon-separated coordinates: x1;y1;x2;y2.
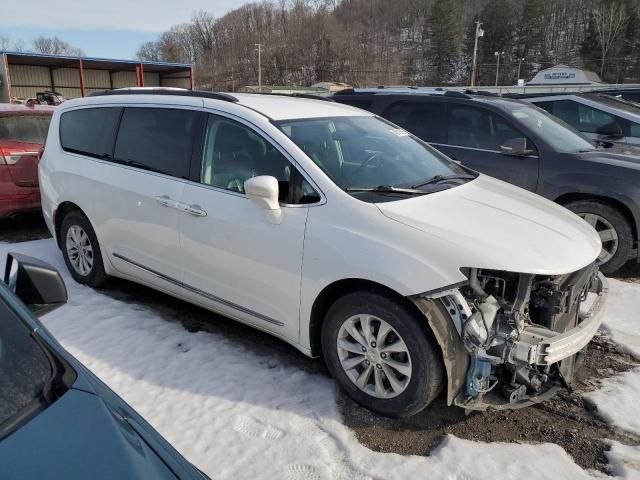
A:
355;151;384;174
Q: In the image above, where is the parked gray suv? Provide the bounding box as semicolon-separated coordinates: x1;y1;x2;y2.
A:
333;89;640;273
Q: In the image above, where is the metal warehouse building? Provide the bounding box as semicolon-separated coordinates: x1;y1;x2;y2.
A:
0;51;193;103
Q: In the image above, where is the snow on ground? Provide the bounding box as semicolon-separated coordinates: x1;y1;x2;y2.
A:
2;239;639;479
585;278;640;460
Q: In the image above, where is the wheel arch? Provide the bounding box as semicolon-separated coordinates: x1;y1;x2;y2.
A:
54;201;86;249
308;278;437;358
555;192;638;242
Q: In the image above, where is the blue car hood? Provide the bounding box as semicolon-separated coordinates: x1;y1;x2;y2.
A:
0;388;178;479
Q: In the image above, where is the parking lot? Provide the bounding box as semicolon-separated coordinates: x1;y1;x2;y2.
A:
3;212;639;477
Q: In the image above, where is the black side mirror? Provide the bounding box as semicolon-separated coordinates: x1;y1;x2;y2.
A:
4;253;68;316
500;137;534;156
596;121;624;139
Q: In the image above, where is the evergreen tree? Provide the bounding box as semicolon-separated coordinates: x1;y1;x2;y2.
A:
426;0;458;85
476;0;515;85
515;0;545;81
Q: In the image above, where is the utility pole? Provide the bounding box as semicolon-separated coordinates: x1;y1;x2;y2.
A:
516;56;525;83
494;51;504;86
255;43;263;92
470;21;483;87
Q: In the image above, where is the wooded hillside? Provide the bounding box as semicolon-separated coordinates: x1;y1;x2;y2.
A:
136;0;640;89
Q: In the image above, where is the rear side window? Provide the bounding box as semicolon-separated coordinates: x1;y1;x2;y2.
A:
382;101;446;143
60;107;121;158
114;108;197;179
447;105;526;151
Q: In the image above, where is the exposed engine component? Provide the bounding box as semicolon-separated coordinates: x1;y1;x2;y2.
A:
441;263;601;408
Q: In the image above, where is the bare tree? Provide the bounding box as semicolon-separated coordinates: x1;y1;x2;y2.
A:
593;1;627;76
32;36;85;56
136;41;162;61
0;35;11;51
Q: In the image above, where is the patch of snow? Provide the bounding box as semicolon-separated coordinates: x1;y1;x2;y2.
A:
607;442;640;480
599;279;640;358
0;239;636;479
586;368;640;435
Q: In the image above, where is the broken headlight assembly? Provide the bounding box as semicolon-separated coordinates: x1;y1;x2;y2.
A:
431;264;606;410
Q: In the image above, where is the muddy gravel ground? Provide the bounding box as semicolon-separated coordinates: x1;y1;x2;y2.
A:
3;214;640;474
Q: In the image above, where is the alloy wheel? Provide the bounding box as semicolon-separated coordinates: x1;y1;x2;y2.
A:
66;225;94;276
336;314;412;399
579;213;619;265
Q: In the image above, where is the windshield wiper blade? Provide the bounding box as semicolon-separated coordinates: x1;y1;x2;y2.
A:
345;185;427;195
411;174;476;189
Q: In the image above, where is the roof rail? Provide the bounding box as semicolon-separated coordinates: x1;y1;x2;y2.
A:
443;91;472;99
463;89;497;97
242;92;335;102
89;88;239;103
287;93;335;102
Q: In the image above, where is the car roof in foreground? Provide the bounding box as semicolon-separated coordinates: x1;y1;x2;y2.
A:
210;92;373;121
62;89;373;122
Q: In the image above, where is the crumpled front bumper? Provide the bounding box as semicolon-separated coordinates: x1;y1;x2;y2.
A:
507;272;607;366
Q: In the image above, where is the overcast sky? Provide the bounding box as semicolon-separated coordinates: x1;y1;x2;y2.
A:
1;0;246;59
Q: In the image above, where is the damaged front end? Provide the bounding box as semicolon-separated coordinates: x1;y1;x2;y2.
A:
412;263;607;410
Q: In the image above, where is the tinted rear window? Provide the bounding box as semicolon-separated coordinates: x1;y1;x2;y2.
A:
60;107;121;158
114;108;197;178
0;115;51;144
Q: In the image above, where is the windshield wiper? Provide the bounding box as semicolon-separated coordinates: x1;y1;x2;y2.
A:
345;185;427;195
411;174;476;189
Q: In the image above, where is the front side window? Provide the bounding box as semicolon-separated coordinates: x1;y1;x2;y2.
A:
60;107;121;158
200;115;319;204
0;299;51;436
276;115;471;197
447;105;530;152
0;114;51;144
383;101;446;143
549;100;626;136
114;108;198;178
508;105;595;153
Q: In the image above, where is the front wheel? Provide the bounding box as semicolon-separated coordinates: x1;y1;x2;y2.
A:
60;211;108;287
564;200;633;274
321;291;444;417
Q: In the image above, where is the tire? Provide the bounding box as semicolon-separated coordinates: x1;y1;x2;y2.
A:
564;200;633;274
321;291;444;418
60;210;108;287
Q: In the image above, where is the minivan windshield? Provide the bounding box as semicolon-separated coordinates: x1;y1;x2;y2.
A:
509;105;596;153
276;116;473;199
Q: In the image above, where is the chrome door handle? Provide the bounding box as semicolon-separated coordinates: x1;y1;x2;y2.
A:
182;204;207;217
153;195;180;209
154;195;172;207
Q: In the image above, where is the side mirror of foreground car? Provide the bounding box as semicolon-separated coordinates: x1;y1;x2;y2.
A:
244;175;283;224
4;253;68;316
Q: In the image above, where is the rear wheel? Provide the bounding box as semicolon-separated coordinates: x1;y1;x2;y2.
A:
564;200;633;274
321;291;443;417
60;211;108;287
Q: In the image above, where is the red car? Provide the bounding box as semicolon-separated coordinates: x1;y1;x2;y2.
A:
0;104;53;218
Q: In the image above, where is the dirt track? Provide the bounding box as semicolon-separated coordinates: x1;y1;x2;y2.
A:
2;212;640;475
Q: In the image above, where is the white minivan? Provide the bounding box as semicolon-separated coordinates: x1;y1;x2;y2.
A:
40;89;606;417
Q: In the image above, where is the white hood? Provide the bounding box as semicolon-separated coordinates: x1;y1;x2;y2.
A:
376;175;601;275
